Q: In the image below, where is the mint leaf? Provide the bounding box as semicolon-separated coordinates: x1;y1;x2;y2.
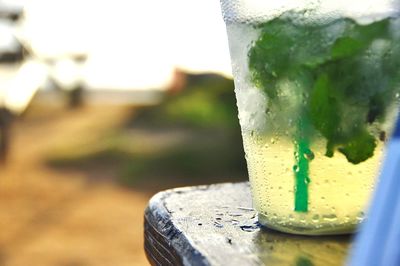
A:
247;14;400;213
308;74;342;157
331;37;363;59
248;20;329;98
248;16;400;165
309;74;340;139
248;22;292;98
338;130;377;164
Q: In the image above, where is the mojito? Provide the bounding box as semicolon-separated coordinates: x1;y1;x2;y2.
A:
223;8;400;234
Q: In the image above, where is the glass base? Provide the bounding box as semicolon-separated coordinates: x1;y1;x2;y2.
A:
258;213;357;236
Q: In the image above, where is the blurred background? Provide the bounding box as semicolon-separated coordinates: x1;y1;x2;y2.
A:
0;0;247;265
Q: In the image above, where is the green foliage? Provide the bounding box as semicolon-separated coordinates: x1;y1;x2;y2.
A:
134;75;239;129
47;75;247;191
249;16;400;164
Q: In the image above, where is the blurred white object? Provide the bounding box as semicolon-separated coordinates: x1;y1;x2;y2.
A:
0;21;18;52
0;19;23;63
0;0;23;20
50;58;82;90
0;60;47;114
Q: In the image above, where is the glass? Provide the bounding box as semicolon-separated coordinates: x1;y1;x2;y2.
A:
219;0;400;235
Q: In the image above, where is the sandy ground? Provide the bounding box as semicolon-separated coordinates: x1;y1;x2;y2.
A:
0;105;151;266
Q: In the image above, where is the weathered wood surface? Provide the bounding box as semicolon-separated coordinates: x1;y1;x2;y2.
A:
144;182;351;266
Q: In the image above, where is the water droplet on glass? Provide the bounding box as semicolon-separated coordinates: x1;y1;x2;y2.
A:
322;214;337;222
304;149;315;160
357;211;365;220
293;165;299;172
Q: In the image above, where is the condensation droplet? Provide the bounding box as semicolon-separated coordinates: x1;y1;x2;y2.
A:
322;214;337;222
304;149;315;160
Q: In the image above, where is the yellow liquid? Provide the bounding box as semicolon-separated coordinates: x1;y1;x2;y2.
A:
243;132;384;235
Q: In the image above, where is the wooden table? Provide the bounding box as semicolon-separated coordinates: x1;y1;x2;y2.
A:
144;182;351;266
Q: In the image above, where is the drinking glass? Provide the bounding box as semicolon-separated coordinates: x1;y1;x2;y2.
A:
219;0;400;235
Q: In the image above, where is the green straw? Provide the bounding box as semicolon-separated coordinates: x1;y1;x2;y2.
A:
294;117;311;212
